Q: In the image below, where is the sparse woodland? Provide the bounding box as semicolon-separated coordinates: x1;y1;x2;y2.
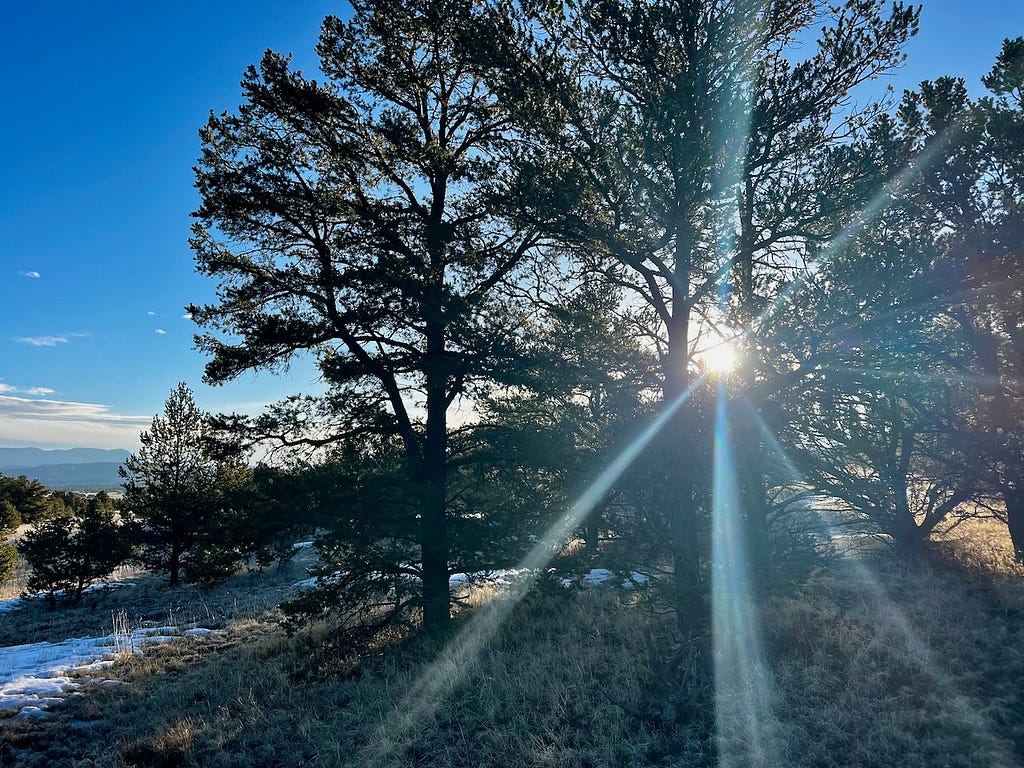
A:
2;1;1024;766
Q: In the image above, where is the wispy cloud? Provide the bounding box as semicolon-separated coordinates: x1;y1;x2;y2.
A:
0;396;149;450
13;336;69;347
182;312;193;320
154;328;167;335
0;381;57;396
147;311;157;316
19;270;41;279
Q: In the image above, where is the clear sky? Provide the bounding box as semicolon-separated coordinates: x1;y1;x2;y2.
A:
1;1;1021;450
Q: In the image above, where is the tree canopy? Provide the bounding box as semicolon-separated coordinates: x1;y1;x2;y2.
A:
189;0;1024;639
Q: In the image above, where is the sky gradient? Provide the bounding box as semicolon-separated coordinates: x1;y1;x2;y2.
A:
2;1;1022;450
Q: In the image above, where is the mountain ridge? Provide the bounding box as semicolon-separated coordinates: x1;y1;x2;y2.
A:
0;448;130;491
0;462;125;491
0;447;130;467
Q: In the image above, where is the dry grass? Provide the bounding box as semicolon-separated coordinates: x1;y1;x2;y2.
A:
3;532;1024;768
932;512;1024;578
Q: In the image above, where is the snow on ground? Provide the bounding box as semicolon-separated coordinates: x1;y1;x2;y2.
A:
448;567;650;590
294;567;650;591
0;622;223;718
448;568;535;588
575;568;651;588
0;542;324;719
6;548;648;717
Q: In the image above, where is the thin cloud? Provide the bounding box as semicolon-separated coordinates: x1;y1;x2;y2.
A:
20;271;41;279
182;312;193;320
147;311;157;316
0;381;57;396
23;387;56;396
13;336;69;347
154;328;167;335
0;395;150;449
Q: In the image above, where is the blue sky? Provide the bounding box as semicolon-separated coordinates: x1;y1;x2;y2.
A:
1;1;1021;450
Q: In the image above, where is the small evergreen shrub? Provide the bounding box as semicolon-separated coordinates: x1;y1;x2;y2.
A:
18;498;131;606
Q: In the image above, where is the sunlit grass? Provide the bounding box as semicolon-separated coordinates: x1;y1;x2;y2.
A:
729;391;1019;765
933;513;1024;577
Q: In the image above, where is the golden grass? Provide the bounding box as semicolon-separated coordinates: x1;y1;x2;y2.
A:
932;510;1024;577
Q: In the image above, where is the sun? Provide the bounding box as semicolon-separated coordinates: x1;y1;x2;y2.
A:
699;341;739;374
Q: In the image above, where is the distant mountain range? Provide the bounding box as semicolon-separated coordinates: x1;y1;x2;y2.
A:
0;447;131;491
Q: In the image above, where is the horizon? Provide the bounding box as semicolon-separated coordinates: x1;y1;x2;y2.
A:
2;0;1022;451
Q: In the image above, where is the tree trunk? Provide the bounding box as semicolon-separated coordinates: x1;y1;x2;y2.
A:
169;543;181;587
1005;487;1024;563
890;496;926;555
734;390;769;595
420;318;451;634
666;228;709;636
585;516;600;554
735;178;769;592
738;434;769;590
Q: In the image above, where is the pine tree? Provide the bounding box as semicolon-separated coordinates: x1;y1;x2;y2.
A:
121;383;222;586
19;495;130;605
190;0;540;631
496;0;919;630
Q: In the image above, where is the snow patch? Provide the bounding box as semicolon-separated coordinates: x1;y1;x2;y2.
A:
581;568;614;586
448;568;534;589
559;568;654;589
0;622;222;717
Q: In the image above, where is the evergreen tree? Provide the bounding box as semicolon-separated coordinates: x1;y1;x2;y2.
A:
963;39;1024;559
495;0;919;629
191;0;540;631
121;383;225;586
0;474;51;524
0;501;17;584
19;495;130;606
0;499;19;530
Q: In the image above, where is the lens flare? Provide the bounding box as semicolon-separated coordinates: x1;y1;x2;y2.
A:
699;341;739;374
712;382;779;766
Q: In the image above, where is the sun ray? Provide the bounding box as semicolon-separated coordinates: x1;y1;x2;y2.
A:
712;381;779;766
747;122;964;339
363;375;709;764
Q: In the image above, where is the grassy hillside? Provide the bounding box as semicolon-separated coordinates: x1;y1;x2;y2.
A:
2;522;1024;767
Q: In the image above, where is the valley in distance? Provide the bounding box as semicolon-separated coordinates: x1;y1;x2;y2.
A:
0;447;130;492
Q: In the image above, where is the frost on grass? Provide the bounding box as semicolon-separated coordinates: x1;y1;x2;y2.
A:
0;621;222;718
